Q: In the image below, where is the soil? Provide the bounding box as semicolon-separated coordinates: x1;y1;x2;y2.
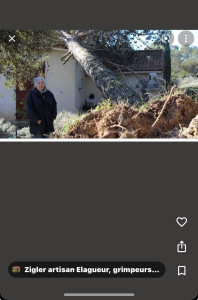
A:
64;92;198;139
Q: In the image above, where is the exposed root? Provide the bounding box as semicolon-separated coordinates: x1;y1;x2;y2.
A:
65;92;198;139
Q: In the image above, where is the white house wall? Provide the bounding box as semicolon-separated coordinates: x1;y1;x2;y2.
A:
119;72;163;97
74;61;86;111
84;76;103;102
83;72;163;103
0;51;165;121
0;75;16;121
45;51;76;113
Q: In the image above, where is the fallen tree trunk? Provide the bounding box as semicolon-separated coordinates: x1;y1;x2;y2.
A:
59;31;140;103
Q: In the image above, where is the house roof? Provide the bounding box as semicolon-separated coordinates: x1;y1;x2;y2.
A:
53;45;165;73
130;49;164;72
53;43;67;50
103;49;165;73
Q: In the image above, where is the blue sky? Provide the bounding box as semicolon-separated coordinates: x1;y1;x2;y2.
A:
134;30;198;49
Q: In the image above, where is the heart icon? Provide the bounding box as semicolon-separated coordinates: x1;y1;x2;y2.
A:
176;217;187;227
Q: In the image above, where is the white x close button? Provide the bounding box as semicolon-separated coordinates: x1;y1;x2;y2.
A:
8;35;15;42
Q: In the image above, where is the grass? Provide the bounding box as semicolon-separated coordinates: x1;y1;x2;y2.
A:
15;86;196;138
137;88;185;112
178;76;198;88
53;111;85;135
55;100;117;135
177;77;198;100
94;99;112;110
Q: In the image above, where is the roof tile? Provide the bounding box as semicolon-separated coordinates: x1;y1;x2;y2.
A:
131;49;164;71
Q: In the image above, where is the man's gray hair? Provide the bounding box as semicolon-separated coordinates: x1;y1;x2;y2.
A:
34;76;46;88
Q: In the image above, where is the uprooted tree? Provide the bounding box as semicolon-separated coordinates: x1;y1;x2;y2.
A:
59;30;140;103
58;30;171;103
0;29;170;101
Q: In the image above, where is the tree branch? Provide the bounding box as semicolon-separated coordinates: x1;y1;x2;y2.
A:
151;85;176;129
58;30;140;102
76;30;97;39
63;53;73;65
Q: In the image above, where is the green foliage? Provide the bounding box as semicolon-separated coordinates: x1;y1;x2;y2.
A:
150;41;198;87
0;118;17;138
163;42;171;89
142;34;172;90
182;87;198;100
95;99;112;110
53;111;84;135
17;127;31;139
78;30;171;66
0;29;172;91
171;45;198;83
178;76;198;88
0;30;171;84
0;30;59;88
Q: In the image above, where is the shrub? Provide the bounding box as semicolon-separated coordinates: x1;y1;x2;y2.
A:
178;76;198;88
0;118;17;138
53;111;81;136
17;127;32;139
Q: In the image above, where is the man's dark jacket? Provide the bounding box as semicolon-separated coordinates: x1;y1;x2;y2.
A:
26;88;57;135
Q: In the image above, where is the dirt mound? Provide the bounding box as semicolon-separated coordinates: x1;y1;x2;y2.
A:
66;92;198;138
179;115;198;138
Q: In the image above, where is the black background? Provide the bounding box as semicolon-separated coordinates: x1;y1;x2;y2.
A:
0;0;198;29
0;1;198;299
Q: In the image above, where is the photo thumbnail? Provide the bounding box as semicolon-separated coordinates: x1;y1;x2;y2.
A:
0;30;198;140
